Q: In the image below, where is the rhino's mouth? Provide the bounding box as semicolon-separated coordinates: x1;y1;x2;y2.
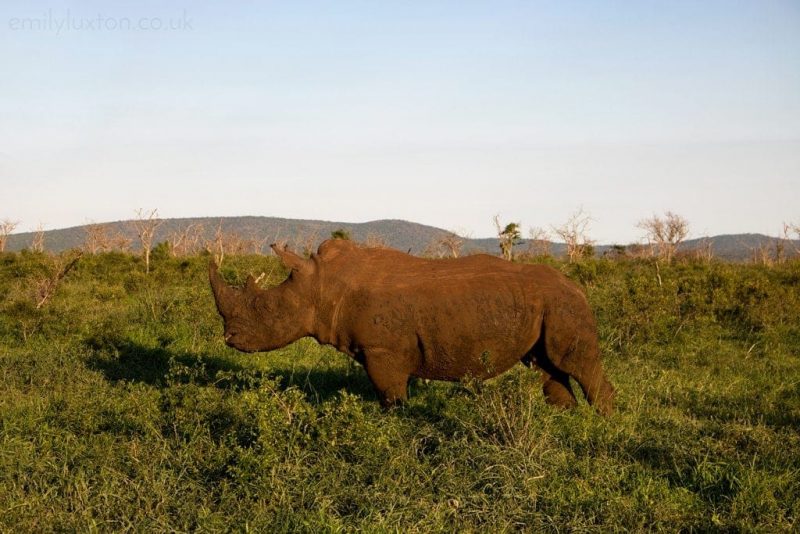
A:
223;322;246;343
224;332;240;347
223;329;260;353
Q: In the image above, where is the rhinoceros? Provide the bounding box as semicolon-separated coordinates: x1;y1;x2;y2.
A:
209;239;615;414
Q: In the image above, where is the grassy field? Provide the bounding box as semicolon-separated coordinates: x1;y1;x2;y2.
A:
1;250;798;532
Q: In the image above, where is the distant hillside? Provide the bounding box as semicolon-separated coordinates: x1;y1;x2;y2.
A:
5;217;464;256
5;216;799;262
678;234;794;262
591;234;800;262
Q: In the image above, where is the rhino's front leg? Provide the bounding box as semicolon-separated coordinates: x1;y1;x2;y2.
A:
364;349;411;407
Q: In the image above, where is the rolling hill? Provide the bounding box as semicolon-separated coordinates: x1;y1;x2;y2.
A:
5;216;798;262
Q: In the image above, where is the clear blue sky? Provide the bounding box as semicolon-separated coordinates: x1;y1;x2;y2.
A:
1;0;798;242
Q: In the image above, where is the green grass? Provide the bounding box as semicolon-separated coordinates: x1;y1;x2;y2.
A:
1;250;798;532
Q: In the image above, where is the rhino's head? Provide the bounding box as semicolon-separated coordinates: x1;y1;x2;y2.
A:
209;244;315;353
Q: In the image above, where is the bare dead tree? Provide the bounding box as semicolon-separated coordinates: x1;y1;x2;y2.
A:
84;222;112;254
637;211;690;263
421;231;465;258
248;230;270;255
363;232;389;249
110;231;133;252
132;209;164;273
493;215;522;261
781;222;800;259
168;223;204;257
739;227;797;266
440;231;464;258
0;219;20;252
84;222;131;253
625;243;651;259
694;237;714;264
774;237;786;265
526;226;551;257
768;222;800;264
30;223;46;253
207;220;227;265
204;222;251;262
227;232;247;256
188;223;205;255
33;251;83;309
432;231;464;258
752;241;774;266
421;238;445;258
296;229;319;258
552;208;595;263
168;224;190;257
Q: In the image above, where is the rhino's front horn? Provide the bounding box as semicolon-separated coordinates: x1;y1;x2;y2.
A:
209;261;237;317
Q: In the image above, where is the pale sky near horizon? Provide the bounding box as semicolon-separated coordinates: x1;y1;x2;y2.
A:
1;1;798;242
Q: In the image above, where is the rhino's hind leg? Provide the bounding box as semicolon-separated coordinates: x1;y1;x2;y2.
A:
524;346;578;409
540;368;578;409
364;350;411;408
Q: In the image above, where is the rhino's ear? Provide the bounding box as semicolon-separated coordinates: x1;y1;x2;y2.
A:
271;244;314;275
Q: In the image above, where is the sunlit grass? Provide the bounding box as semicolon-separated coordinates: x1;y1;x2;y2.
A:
0;251;798;531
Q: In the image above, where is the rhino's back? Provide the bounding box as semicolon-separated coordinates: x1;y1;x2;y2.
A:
316;243;580;380
318;241;563;289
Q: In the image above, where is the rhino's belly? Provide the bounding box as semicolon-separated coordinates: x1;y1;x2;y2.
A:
413;345;526;382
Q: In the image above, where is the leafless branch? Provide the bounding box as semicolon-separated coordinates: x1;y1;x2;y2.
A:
363;232;390;249
34;251;83;309
295;229;319;258
30;223;46;253
636;211;689;263
0;219;20;252
782;221;800;258
694;237;714;263
84;222;111;254
131;208;164;273
168;223;204;257
552;208;595;263
526;226;551;257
